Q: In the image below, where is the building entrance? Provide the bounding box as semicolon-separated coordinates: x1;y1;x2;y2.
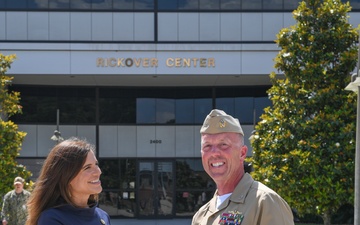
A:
137;160;174;218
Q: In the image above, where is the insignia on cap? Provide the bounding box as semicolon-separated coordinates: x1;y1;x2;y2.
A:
100;219;106;225
219;210;244;225
219;118;226;128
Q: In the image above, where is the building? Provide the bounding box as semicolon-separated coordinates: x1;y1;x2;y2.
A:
1;0;359;219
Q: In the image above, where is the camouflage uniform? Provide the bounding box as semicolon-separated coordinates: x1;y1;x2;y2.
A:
1;190;31;225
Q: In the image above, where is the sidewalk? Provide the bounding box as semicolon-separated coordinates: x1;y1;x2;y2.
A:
111;218;192;225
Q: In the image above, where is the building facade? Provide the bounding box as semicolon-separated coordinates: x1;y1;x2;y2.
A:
1;0;360;219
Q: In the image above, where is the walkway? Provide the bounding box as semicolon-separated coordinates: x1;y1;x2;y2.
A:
111;219;191;225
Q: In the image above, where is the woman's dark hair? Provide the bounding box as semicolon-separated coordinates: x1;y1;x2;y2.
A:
26;137;98;225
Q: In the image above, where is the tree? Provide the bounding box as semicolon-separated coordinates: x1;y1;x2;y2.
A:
249;1;358;225
0;53;32;209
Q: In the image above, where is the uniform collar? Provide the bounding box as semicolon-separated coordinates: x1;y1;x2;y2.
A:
207;173;254;213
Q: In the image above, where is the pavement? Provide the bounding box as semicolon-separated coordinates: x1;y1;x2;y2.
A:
110;218;192;225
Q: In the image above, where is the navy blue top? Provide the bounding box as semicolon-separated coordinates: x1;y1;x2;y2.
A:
38;203;111;225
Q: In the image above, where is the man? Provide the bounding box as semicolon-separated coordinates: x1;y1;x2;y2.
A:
192;109;294;225
1;177;31;225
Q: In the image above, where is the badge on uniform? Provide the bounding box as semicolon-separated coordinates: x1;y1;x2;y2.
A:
219;211;244;225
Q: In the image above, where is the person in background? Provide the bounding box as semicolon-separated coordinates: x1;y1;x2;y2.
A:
26;137;111;225
192;109;294;225
1;177;31;225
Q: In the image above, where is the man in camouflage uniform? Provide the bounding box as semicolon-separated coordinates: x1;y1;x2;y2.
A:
1;177;31;225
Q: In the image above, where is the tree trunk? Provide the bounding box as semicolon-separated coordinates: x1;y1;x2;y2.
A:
322;211;331;225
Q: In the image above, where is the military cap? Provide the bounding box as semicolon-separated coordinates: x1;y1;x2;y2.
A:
200;109;244;135
14;176;25;185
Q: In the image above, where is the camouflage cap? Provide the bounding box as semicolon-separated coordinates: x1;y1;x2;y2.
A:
200;109;244;135
14;176;25;184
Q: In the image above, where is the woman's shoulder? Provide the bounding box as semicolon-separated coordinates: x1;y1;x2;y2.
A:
38;207;67;225
95;207;111;223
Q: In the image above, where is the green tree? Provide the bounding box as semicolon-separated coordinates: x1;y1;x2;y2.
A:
0;53;32;209
250;1;358;225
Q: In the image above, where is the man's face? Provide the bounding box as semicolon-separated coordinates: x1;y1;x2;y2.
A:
201;132;247;186
14;182;24;193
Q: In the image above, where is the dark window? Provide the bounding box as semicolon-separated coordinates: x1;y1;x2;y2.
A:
28;0;49;9
70;0;91;9
216;97;235;116
134;0;154;9
99;88;137;124
284;0;301;10
242;0;261;10
254;96;271;123
6;0;27;9
220;0;241;10
263;0;283;10
10;86;95;124
178;0;199;10
113;0;134;10
200;0;220;10
92;0;112;10
137;98;156;123
158;0;177;10
99;159;136;217
175;99;194;124
175;159;215;216
234;97;254;124
49;0;70;9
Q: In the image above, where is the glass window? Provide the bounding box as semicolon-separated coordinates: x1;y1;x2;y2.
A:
200;0;219;10
176;159;213;189
0;0;5;9
113;0;134;9
137;98;156;123
284;0;301;10
158;0;177;10
215;98;235;116
70;0;91;9
242;0;261;10
156;98;175;124
10;86;95;124
134;0;154;9
13;86;58;123
49;0;70;9
57;88;96;124
28;0;49;9
6;0;27;9
175;159;215;216
220;0;240;10
175;99;194;124
100;159;121;189
92;0;112;10
254;97;271;123
175;190;214;216
179;0;198;10
99;88;136;124
99;159;136;217
16;158;45;181
235;97;254;124
263;0;283;10
194;98;212;124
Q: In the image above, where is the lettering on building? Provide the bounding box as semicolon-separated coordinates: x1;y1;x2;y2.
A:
96;57;215;68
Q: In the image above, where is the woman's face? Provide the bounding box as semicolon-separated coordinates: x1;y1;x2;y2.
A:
69;151;102;205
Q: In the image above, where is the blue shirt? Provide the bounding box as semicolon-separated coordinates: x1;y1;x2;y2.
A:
38;203;111;225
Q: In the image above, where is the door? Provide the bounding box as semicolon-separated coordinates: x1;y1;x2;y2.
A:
137;160;174;218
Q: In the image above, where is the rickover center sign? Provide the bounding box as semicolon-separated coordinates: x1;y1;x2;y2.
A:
96;57;215;68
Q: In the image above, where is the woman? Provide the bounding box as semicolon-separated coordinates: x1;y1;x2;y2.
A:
26;137;111;225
